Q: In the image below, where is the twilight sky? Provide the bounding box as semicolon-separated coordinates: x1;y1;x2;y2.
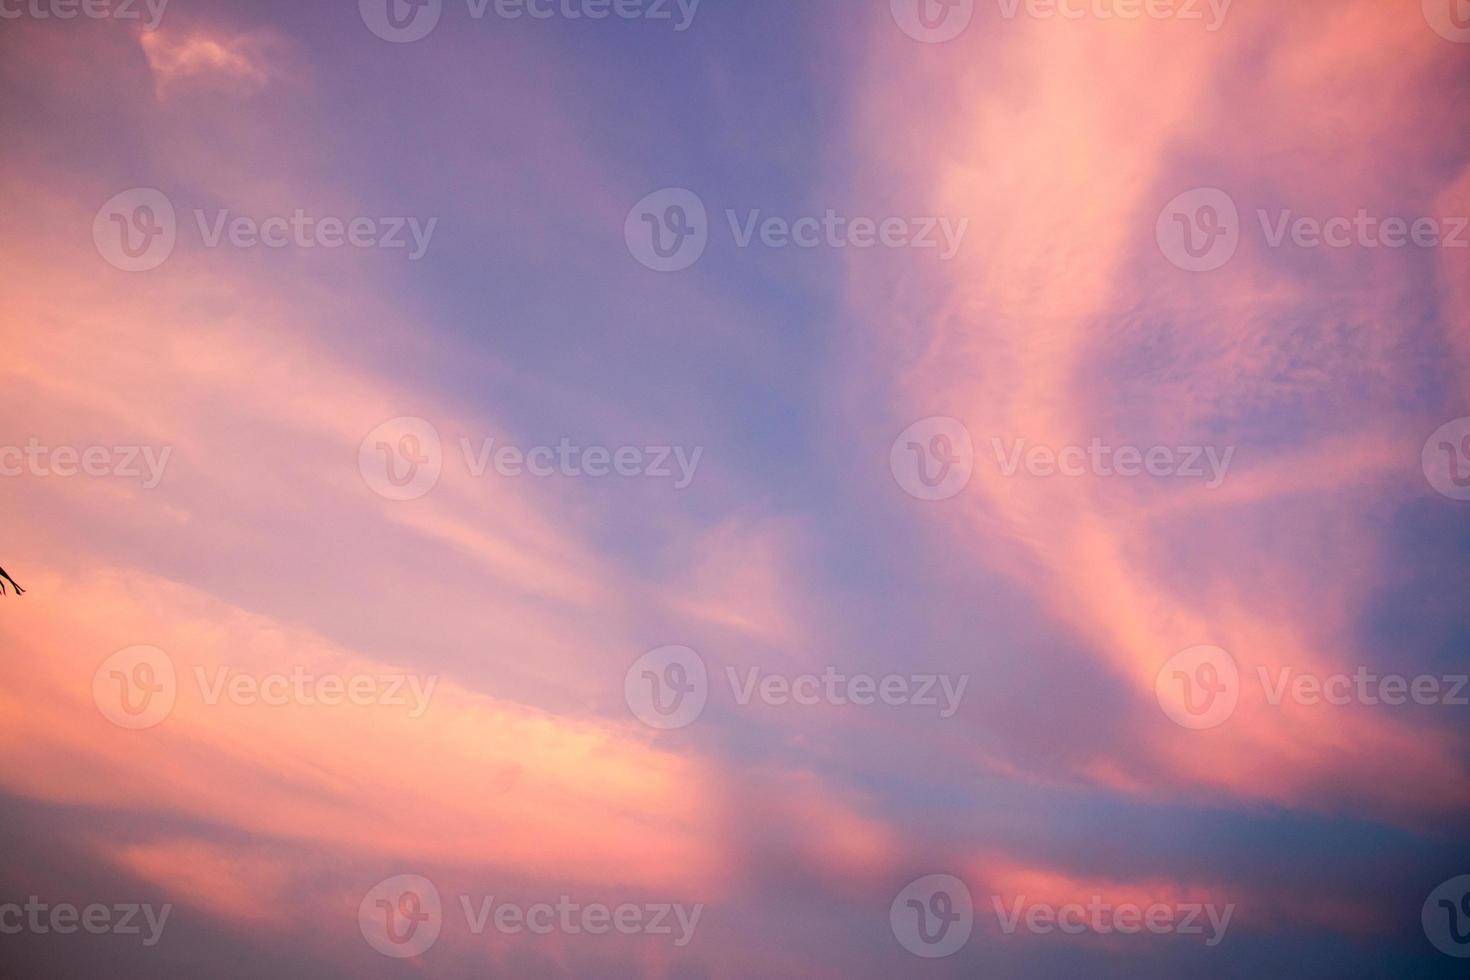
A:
2;1;1469;977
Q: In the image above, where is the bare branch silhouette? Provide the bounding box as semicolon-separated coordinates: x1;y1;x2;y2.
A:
0;566;24;597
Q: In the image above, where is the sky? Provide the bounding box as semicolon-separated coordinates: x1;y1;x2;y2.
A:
1;0;1469;976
